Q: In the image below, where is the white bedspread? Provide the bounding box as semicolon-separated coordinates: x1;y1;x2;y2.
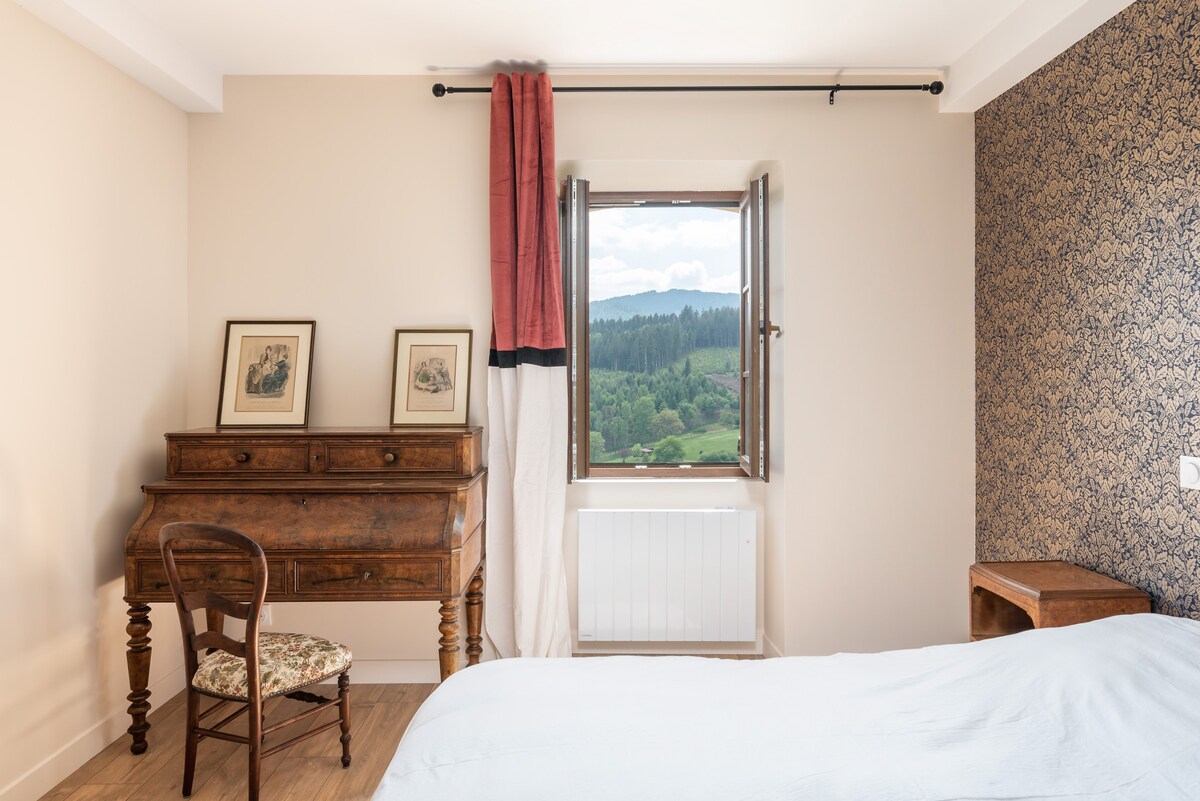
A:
373;614;1200;800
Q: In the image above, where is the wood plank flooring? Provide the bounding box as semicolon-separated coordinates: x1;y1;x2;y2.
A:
38;684;435;801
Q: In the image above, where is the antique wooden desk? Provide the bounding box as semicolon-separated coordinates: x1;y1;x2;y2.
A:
122;427;485;754
969;560;1149;641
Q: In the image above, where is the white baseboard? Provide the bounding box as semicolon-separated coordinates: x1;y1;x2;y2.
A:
762;633;784;658
574;643;763;657
0;666;186;801
321;659;441;684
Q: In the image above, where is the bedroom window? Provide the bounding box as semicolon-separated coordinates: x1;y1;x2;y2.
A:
562;176;771;480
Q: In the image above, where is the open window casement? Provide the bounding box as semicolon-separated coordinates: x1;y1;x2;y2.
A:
562;174;771;481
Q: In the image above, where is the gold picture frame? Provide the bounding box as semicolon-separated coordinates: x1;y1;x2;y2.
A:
216;320;315;427
390;329;472;426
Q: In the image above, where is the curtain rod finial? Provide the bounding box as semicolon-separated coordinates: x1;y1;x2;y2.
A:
432;83;447;98
928;81;944;96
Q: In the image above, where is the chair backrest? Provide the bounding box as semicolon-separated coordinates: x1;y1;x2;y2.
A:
159;522;268;696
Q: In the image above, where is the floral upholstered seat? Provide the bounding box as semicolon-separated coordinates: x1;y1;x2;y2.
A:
192;632;353;701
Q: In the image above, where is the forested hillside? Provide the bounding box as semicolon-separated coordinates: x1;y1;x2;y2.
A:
590;306;738;372
589;303;740;464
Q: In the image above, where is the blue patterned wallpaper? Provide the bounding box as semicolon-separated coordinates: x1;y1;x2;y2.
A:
976;0;1200;619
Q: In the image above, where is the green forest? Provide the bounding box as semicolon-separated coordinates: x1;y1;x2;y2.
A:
589;305;740;464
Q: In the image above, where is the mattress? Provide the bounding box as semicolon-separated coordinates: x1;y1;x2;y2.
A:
373;613;1200;800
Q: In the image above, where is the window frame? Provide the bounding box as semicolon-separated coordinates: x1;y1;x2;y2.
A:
562;179;770;481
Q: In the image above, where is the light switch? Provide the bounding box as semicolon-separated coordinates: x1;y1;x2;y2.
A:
1180;456;1200;489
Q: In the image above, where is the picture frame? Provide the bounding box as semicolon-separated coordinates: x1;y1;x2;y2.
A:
216;320;316;427
390;329;472;426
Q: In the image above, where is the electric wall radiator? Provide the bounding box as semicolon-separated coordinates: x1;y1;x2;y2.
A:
577;509;757;643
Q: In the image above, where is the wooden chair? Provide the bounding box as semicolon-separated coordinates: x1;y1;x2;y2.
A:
158;522;353;800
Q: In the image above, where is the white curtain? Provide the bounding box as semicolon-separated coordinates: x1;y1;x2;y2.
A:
486;366;571;657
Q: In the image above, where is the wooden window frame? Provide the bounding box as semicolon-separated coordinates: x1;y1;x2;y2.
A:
562;179;770;481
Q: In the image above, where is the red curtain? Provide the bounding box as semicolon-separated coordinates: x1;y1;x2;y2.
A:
488;72;565;362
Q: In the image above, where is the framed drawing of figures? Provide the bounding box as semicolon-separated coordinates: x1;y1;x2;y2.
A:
391;329;472;426
216;320;316;427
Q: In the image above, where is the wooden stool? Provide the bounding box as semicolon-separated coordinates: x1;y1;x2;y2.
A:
969;560;1150;641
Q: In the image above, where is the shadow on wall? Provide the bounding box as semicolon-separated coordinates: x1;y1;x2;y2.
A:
86;379;184;728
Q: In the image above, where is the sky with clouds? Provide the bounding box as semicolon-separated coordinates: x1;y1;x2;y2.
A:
589;206;740;301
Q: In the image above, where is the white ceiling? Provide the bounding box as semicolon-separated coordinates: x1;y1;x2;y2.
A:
19;0;1133;113
94;0;1028;74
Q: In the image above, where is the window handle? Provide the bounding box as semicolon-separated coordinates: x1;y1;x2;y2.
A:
760;322;782;338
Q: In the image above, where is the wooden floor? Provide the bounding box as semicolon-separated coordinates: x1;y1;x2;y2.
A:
38;683;435;801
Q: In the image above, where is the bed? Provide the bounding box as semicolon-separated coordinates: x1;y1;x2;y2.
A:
373;613;1200;800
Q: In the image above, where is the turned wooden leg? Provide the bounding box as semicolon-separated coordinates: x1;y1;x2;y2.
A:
465;566;484;667
438;598;461;681
124;599;153;754
338;672;352;768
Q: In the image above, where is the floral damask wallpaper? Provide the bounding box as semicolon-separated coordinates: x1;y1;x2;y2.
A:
976;0;1200;618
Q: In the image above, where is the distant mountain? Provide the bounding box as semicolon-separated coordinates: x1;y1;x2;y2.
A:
589;289;738;322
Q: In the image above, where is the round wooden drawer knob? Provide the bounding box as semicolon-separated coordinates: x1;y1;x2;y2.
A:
235;452;250;463
362;571;373;580
383;452;396;464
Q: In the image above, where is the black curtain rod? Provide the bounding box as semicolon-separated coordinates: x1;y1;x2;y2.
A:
432;80;944;105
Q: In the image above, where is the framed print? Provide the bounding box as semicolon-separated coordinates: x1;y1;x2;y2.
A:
216;320;315;427
391;329;472;426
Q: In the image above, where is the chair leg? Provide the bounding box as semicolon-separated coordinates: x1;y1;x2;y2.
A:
182;690;200;797
338;672;352;768
248;697;263;801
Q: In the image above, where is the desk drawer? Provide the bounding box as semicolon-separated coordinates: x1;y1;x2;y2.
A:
173;444;310;476
294;558;442;596
323;443;458;474
136;558;287;596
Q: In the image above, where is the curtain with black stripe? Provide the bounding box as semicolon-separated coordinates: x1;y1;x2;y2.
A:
484;72;572;658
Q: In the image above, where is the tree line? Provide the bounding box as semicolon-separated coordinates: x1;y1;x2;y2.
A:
589;305;739;373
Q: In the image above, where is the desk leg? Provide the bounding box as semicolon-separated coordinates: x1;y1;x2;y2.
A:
465;566;484;667
438;598;461;681
123;598;153;754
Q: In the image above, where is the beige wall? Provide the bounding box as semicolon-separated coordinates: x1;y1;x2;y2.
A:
553;89;975;655
186;77;494;679
188;75;975;668
0;2;189;800
780;97;976;653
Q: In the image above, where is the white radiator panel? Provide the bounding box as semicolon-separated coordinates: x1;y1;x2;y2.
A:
578;509;756;643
